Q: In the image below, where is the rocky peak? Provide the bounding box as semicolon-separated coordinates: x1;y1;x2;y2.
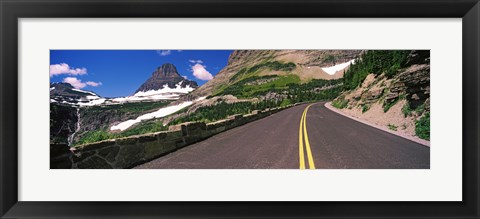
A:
152;63;182;79
51;82;74;90
135;63;198;93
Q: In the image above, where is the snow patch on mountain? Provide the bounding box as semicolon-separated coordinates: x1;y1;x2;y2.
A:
76;98;106;106
110;96;206;131
322;59;355;75
134;83;194;96
72;88;97;96
51;81;195;106
111;95;178;102
111;82;194;103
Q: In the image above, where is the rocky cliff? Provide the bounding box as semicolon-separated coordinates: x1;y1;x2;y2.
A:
50;104;78;144
332;50;430;140
135;63;198;93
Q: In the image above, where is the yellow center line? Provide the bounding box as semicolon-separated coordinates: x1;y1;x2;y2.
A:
303;105;316;169
298;104;316;169
299;108;306;169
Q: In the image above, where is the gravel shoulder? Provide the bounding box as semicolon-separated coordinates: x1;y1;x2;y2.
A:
325;102;430;147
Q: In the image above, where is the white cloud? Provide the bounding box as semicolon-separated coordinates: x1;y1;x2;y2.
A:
63;77;86;89
86;81;103;87
50;63;87;77
63;77;102;89
189;59;203;64
191;63;213;81
157;50;172;56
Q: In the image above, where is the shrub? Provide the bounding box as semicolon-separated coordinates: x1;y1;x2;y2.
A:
402;102;412;117
324;54;335;63
383;98;398;112
387;124;398;131
415;103;425;115
280;98;292;107
332;98;349;109
385;63;401;78
362;104;370;113
76;130;115;145
415;112;430;140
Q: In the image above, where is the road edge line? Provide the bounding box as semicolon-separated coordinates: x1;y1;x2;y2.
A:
324;102;430;148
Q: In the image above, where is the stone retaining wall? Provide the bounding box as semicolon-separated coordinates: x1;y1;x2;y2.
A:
50;106;289;169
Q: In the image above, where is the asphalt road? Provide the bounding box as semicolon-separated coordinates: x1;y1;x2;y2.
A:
135;103;430;169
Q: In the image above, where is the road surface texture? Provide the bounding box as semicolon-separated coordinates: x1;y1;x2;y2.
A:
135;103;430;169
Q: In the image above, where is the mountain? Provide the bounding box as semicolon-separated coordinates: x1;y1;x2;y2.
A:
50;83;106;106
50;82;95;97
50;63;198;106
135;63;198;93
186;50;362;99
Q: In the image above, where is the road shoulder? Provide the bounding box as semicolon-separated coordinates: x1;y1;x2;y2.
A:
324;102;430;147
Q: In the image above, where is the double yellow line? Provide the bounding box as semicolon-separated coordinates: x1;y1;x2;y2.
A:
299;104;316;169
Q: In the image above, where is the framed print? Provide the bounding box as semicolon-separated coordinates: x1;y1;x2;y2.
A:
1;0;479;218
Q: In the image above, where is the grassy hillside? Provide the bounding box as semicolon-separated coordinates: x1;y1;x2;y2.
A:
212;60;298;97
212;59;343;100
75;119;169;146
229;61;296;83
214;75;301;98
73;101;172;145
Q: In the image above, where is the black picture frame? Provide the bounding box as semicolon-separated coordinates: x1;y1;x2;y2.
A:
1;0;479;218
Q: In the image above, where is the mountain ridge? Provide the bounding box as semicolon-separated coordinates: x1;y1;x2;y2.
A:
183;50;362;99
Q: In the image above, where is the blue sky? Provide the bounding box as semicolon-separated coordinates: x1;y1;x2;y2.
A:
50;50;233;97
